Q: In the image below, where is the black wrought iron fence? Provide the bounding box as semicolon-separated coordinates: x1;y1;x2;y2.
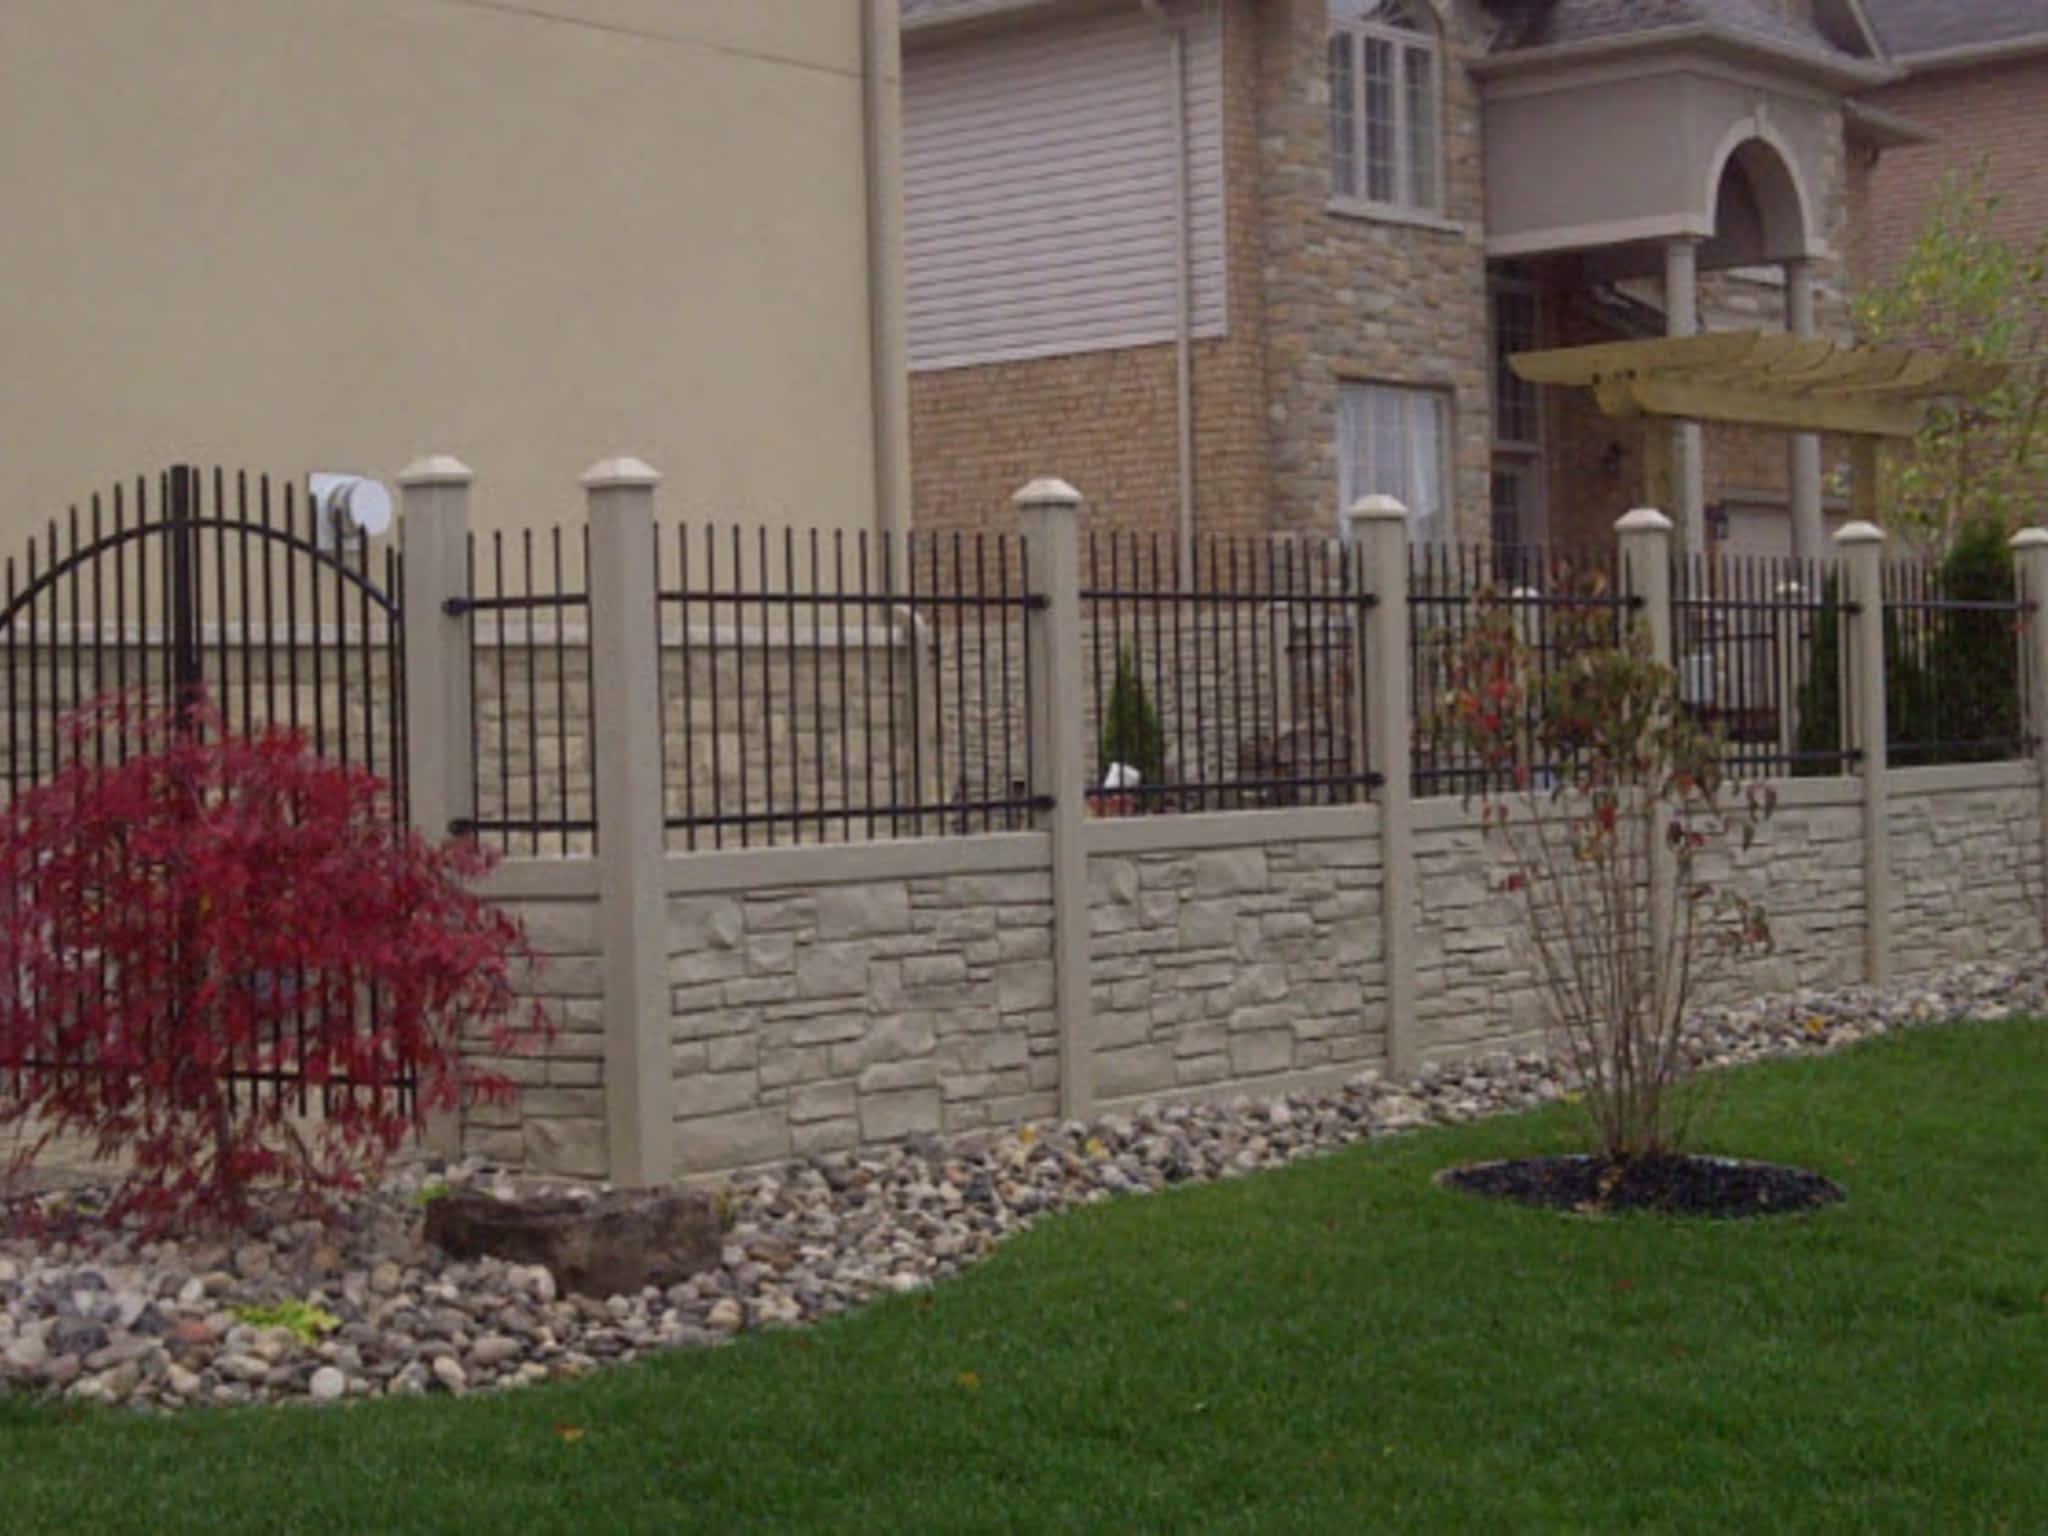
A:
1882;553;2034;767
1408;542;1637;797
1080;532;1379;813
655;525;1045;848
454;527;595;854
0;467;405;806
0;466;413;1115
1672;552;1848;777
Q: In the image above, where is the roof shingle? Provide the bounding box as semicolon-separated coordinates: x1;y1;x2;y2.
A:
1858;0;2048;59
1489;0;1859;57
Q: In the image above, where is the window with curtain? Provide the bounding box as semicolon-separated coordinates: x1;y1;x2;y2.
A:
1338;382;1449;544
1327;0;1440;214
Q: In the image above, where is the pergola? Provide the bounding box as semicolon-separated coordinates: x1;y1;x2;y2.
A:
1512;332;2007;556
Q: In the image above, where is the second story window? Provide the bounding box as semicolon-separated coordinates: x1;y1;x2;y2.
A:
1327;0;1440;215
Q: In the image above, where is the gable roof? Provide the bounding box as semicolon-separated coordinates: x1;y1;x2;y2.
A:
1489;0;1844;56
1858;0;2048;62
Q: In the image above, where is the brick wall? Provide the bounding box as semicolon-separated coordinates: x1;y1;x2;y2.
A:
907;0;1269;542
1849;56;2048;289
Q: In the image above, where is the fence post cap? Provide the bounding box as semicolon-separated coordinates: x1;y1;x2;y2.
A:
397;455;473;488
1347;493;1409;522
1012;477;1083;510
1614;507;1674;534
580;456;662;491
2009;528;2048;551
1834;520;1886;547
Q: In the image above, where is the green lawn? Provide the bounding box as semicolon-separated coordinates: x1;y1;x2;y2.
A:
6;1019;2047;1535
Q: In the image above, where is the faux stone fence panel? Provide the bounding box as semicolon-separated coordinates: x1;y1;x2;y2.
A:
469;761;2045;1181
667;854;1059;1174
459;877;608;1181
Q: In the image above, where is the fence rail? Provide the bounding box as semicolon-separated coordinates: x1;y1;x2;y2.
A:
1672;552;1849;778
1882;554;2035;768
1408;542;1639;797
656;525;1045;849
1081;532;1379;813
454;527;594;855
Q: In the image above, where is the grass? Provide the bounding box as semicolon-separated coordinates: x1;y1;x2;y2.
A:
6;1018;2048;1535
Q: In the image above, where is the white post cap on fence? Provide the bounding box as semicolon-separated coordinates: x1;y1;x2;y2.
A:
1615;506;1674;534
397;455;474;489
2010;528;2048;552
581;456;662;491
1834;520;1886;546
1348;493;1409;523
1014;477;1082;512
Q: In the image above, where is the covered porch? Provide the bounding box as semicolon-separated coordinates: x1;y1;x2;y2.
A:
1471;10;1906;560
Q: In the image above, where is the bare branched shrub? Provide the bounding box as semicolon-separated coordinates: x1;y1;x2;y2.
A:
1438;579;1776;1161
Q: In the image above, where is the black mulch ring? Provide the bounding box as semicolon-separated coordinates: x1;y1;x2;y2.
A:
1439;1154;1845;1219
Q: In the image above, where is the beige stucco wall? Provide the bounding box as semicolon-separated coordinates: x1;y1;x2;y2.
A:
0;0;886;536
1484;54;1843;265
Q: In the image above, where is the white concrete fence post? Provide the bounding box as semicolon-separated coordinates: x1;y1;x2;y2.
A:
1616;507;1678;1019
2009;529;2048;908
1352;495;1417;1077
1015;478;1093;1121
1836;520;1891;987
584;457;673;1186
399;455;476;1161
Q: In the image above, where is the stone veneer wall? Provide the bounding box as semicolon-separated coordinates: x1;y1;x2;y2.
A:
1888;765;2041;976
666;842;1060;1175
1087;811;1386;1103
1255;0;1492;539
460;871;608;1178
480;762;2044;1180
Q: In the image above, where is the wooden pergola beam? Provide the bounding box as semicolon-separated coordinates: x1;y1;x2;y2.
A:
1595;374;1926;438
1512;333;2006;440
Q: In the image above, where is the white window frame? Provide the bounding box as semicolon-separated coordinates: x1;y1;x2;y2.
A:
1326;0;1442;219
1337;380;1452;546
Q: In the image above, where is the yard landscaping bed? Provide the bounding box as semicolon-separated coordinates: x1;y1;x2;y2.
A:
3;1007;2046;1533
0;956;2042;1414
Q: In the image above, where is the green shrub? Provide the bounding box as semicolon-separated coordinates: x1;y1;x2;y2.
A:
231;1301;342;1347
1098;648;1166;791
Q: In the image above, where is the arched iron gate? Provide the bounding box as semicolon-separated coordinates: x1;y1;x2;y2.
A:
0;465;411;1113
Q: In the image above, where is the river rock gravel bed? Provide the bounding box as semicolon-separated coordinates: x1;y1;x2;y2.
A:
1;957;2040;1412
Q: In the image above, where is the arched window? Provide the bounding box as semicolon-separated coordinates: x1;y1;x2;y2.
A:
1327;0;1440;213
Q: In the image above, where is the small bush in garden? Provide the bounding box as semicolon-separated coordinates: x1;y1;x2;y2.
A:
231;1300;342;1346
1098;647;1166;803
0;696;544;1233
1439;581;1775;1162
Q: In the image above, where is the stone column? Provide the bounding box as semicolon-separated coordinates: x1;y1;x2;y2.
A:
1784;259;1826;563
1664;237;1707;557
1837;520;1890;986
584;457;672;1186
1352;495;1418;1075
1016;478;1093;1120
399;455;475;1161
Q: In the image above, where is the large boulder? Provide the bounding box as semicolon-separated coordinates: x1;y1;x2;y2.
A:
423;1187;721;1299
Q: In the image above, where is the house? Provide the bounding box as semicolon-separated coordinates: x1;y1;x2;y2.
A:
1849;0;2048;282
901;0;1922;559
0;1;911;536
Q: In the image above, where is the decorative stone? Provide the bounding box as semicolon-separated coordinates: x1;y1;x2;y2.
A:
309;1366;347;1402
423;1188;721;1300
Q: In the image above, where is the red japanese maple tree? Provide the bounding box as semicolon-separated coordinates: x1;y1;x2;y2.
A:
0;697;543;1230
